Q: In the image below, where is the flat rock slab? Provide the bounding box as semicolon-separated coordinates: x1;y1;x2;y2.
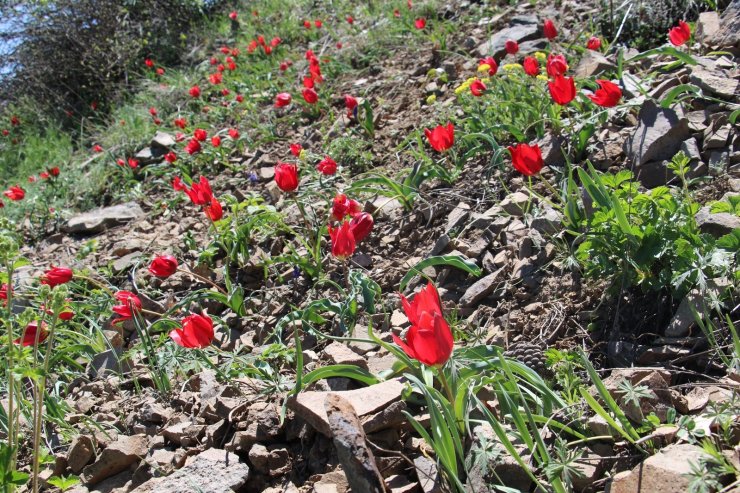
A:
477;23;541;58
66;202;144;234
288;378;406;436
82;434;148;485
610;443;709;493
131;448;249;493
626;100;689;167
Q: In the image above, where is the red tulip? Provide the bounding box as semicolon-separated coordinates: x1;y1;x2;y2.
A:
211;136;221;147
668;20;691;46
317;156;337;175
346;15;354;24
274;163;299;192
156;68;165;76
235;94;244;103
49;167;60;177
116;158;125;167
112;290;142;324
185;138;201;155
189;85;201;98
170;313;214;348
587;36;601;50
228;128;240;139
349;212;374;242
194;128;207;141
505;40;519;55
0;283;11;301
548;75;576;105
275;93;292;108
38;172;48;180
394;9;400;17
183;176;213;205
588;80;622;107
164;152;177;163
271;37;281;47
508;143;544;176
546;54;568;77
4;186;25;201
424;123;455;152
392;282;453;367
303;20;311;29
302;76;315;89
328;221;356;260
209;72;223;85
173;177;187;191
470;79;486;97
290;143;303;157
127;158;138;169
345;95;358;117
302;88;318;104
415;18;426;29
144;59;154;68
229;10;237;20
204;196;223;221
314;19;323;28
93;144;103;153
221;88;230;96
523;56;539;76
279;61;289;71
332;193;362;221
174;117;187;129
15;321;48;346
149;255;178;278
58;308;75;321
149;107;158;116
543;19;558;40
478;57;498;76
41;266;73;287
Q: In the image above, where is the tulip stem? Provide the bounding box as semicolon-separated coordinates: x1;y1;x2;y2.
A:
436;368;455;410
73;275;115;297
537;174;563;204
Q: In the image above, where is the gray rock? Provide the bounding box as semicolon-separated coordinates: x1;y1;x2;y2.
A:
86;348;132;379
530;208;562;235
708;0;740;54
476;24;541;59
131;448;250;493
697;11;721;42
444;203;471;234
537;134;567;167
151;131;176;150
66;202;144;234
695;206;740;237
500;192;530;217
609;444;709;493
690;66;739;100
288;379;406;437
459;268;505;307
414;456;442;493
67;435;95;474
575;50;616;78
626;100;689;166
82;434;148;486
324;342;368;369
325;394;385;493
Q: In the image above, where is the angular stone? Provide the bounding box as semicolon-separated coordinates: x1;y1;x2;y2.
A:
288;379;406;436
414;456;442;493
575;50;616;78
131;448;249;493
66;202;145;234
459;268;505;307
82;434;148;485
324;342;368;370
500;192;530;216
697;11;721;42
477;24;541;59
708;0;740;54
530;208;562;235
326;394;385;493
444;203;471;234
626;100;689;167
696;206;740;237
690;67;738;100
151;132;176;150
67;435;95;474
609;444;709;493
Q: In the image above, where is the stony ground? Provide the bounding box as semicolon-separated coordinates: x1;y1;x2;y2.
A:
8;0;740;492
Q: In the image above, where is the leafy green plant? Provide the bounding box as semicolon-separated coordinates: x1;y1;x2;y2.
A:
565;155;737;297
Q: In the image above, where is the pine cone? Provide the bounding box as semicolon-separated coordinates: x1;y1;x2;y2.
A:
504;342;547;375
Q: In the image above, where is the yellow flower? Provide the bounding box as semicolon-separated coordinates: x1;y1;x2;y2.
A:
298;149;307;161
477;63;491;73
454;77;477;94
426;94;437;104
534;51;547;61
536;74;549;82
502;63;523;72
